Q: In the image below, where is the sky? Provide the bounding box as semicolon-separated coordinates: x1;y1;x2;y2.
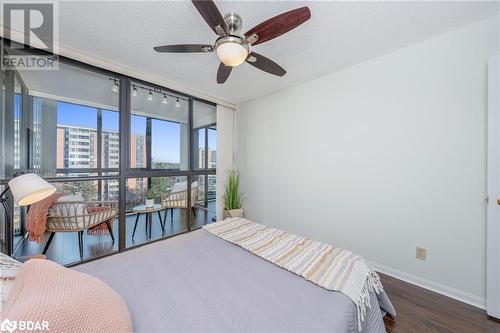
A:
56;101;215;164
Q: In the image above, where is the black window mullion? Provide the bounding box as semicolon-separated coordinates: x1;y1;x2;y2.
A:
97;109;102;201
145;117;152;201
118;77;130;253
126;169;190;178
146;117;152;170
205;125;209;170
205;174;209;208
187;98;193;230
3;69;14;255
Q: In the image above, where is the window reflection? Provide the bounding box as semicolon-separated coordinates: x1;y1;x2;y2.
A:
192;101;216;170
151;119;181;169
6;62;120;178
130;82;189;170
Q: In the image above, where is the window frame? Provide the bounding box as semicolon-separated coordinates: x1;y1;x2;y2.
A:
129;112;186;172
52;103;121;176
0;38;217;265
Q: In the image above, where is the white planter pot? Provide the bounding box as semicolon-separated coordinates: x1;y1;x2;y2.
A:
224;208;244;218
145;199;155;208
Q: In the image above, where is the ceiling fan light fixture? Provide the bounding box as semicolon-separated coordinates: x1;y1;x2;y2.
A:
215;37;249;67
152;2;311;84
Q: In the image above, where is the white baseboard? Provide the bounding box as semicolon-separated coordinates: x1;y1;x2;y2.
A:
368;261;486;310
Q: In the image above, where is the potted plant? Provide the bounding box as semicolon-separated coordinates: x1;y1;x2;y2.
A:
224;170;243;218
145;190;156;208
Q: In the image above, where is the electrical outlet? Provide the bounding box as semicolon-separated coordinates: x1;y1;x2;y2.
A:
416;247;427;261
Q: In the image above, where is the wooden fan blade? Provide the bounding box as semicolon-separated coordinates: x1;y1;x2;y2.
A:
153;44;213;53
246;52;286;77
192;0;229;36
244;7;311;46
217;62;232;84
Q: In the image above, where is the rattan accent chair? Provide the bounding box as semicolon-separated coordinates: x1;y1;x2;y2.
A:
43;201;118;259
161;182;198;223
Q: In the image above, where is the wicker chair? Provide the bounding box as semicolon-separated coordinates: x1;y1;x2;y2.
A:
161;182;198;223
43;201;118;259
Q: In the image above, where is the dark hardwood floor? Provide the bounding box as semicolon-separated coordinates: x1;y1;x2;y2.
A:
381;273;500;333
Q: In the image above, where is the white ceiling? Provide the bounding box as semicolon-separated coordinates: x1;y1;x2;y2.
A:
26;1;500;103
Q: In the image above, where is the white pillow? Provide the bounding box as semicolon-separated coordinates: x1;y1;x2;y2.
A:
0;252;22;309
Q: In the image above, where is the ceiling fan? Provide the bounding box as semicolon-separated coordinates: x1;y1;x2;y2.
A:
153;1;311;84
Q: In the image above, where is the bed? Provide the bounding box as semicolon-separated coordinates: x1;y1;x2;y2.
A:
75;228;395;333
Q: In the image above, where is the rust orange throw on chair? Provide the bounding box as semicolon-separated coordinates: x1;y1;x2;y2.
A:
26;192;67;243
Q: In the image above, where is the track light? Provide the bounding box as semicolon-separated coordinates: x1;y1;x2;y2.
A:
111;80;119;93
124;83;185;106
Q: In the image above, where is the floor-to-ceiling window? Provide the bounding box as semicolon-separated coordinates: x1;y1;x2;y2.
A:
0;57;121;265
0;41;217;265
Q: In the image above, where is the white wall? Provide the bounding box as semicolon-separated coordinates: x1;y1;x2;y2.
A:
235;16;500;304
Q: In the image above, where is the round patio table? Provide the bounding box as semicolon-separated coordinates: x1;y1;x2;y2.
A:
131;204;165;240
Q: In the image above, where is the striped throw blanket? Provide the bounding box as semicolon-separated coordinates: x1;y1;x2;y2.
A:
203;218;384;331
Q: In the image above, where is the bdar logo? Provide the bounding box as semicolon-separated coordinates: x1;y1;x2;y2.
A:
0;319;17;333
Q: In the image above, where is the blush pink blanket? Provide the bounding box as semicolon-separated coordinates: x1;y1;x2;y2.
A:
0;259;132;333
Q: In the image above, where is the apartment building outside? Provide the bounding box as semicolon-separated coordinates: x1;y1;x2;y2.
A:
56;124;146;198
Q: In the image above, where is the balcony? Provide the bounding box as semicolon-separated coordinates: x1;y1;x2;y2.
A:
14;201;216;265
